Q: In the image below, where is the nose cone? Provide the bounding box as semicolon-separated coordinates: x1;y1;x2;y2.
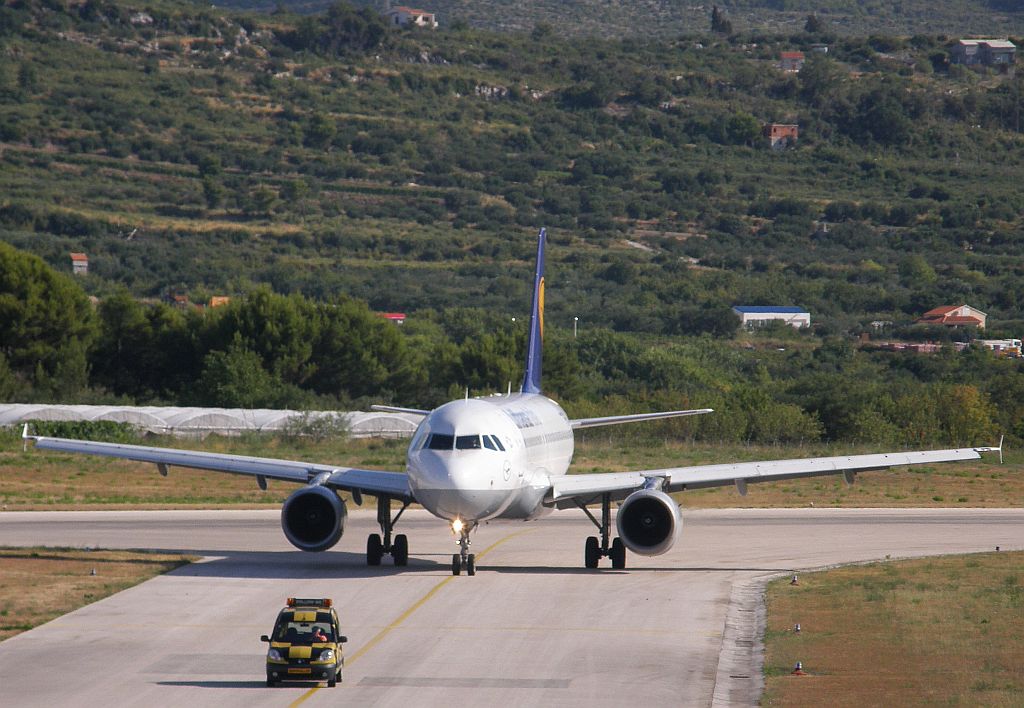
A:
408;452;510;521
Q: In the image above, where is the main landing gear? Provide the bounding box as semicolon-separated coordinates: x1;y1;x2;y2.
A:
366;494;410;566
450;519;477;576
577;493;626;569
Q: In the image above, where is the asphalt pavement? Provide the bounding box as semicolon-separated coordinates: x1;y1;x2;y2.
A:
1;507;1022;707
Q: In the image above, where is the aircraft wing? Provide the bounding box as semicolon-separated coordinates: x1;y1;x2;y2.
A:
26;431;412;500
547;445;998;507
370;404;430;417
570;408;713;429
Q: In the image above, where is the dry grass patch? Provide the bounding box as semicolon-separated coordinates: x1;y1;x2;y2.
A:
0;548;193;642
763;551;1024;706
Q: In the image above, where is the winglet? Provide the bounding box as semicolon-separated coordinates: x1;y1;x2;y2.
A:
975;435;1004;464
520;228;546;395
22;423;35;452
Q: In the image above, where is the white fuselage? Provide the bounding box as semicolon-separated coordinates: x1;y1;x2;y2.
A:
405;394;573;523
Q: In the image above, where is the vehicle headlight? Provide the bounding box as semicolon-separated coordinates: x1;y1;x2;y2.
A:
267;649;285;662
317;649;334;662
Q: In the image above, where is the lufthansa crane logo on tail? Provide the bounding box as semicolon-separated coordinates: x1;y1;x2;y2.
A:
538;276;544;339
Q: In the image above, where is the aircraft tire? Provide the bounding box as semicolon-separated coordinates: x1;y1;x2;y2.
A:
393;534;409;566
451;553;461;575
611;537;626;569
367;534;384;566
585;536;600;568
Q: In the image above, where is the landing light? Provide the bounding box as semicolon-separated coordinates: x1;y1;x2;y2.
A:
452;518;464;534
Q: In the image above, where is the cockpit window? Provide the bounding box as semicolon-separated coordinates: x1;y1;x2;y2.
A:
426;433;454;450
482;435;497;451
455;435;482;450
491;435;506;451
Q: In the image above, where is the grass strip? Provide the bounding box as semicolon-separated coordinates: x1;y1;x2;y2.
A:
0;547;193;642
763;551;1024;706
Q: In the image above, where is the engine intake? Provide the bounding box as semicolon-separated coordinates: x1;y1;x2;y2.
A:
281;485;347;552
616;488;682;556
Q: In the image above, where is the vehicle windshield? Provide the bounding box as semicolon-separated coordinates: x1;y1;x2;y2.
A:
274;621;334;643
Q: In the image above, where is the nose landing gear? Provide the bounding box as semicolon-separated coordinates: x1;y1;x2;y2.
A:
450;519;477;576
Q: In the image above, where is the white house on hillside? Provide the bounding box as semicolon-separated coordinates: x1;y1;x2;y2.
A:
385;6;438;28
733;306;811;329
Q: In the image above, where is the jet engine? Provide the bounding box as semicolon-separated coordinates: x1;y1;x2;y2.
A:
615;488;682;556
281;485;347;552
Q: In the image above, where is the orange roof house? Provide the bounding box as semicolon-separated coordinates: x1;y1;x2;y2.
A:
764;123;798;148
916;304;987;329
70;252;88;275
779;51;805;72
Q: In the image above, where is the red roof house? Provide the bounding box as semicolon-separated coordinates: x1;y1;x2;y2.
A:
779;51;805;72
916;304;987;329
764;123;798;148
70;252;88;275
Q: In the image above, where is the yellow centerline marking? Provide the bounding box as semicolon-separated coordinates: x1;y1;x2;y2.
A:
289;528;532;706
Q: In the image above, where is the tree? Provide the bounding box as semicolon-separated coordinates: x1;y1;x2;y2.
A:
798;54;839;106
16;62;37;92
936;385;995;447
725;112;762;146
304;113;336;149
531;22;553;41
280;179;309;205
312;296;422;400
206;287;319;386
248;185;278;216
898;254;937;287
804;14;826;34
89;289;152;396
675;305;741;337
284;1;391;55
710;6;732;35
202;176;225;209
0;242;96;390
194;335;281;408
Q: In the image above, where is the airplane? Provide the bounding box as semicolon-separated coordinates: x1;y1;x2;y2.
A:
24;228;1001;576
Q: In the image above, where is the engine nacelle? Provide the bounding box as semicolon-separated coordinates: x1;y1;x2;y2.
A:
616;488;682;556
281;485;347;552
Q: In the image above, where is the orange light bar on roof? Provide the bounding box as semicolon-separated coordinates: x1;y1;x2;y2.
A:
287;597;332;608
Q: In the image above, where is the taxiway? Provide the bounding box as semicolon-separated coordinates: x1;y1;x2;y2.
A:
1;508;1021;707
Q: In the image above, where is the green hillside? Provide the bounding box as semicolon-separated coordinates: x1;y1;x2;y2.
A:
2;0;1024;447
218;0;1024;39
3;1;1024;329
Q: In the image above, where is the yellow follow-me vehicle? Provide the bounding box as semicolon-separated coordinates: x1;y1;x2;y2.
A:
261;598;347;687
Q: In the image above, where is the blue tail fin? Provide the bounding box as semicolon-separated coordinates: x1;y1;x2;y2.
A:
520;228;546;394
